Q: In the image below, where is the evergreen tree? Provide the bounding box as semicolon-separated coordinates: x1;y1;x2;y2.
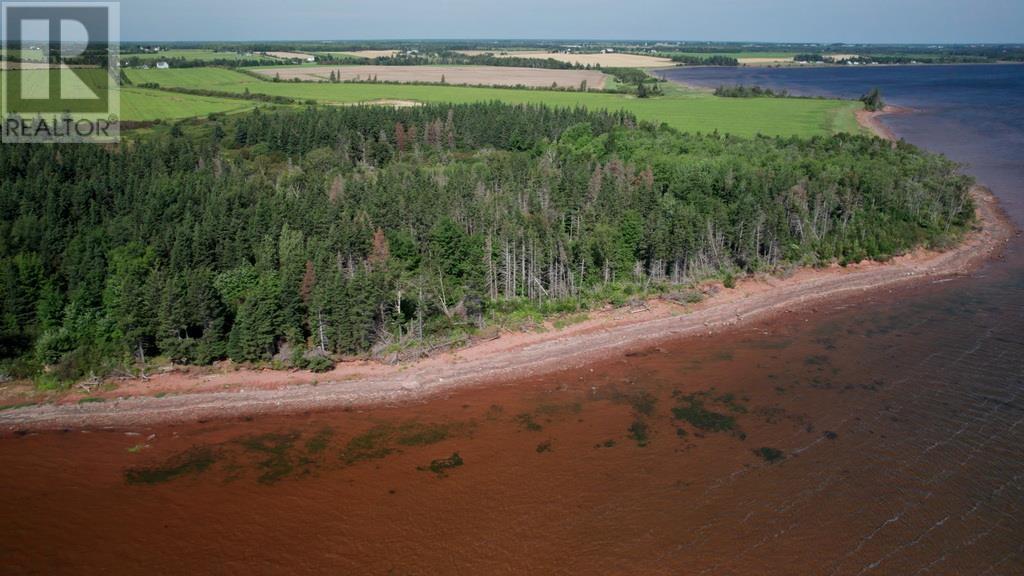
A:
227;272;282;362
103;243;157;362
861;88;885;111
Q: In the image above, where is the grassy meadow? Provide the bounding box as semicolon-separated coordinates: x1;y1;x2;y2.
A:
118;87;257;120
127;68;861;136
1;69;259;121
0;48;47;61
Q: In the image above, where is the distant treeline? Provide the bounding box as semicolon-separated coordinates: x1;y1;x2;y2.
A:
120;54;369;69
603;67;662;85
121;55;281;68
2;45;112;67
714;85;793;98
603;68;665;97
795;47;1024;65
671;55;740;66
265;72;602;94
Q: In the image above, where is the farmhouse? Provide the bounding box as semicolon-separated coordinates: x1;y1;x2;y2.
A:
155;61;170;69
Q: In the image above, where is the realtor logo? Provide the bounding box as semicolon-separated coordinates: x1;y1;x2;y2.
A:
2;1;120;143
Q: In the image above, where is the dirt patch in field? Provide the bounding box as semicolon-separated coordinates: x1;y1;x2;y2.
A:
0;61;59;70
453;51;674;68
343;99;422;108
738;57;796;65
254;65;609;89
328;50;400;59
263;51;314;60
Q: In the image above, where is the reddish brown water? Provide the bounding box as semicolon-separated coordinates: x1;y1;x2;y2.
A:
2;273;1023;575
4;66;1024;574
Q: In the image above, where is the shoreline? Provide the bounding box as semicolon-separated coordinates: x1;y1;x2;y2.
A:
0;181;1015;431
856;105;911;140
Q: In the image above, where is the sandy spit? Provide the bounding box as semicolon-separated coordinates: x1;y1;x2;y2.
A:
856;105;912;140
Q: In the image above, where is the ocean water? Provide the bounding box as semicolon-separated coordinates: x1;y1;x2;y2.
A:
1;65;1022;575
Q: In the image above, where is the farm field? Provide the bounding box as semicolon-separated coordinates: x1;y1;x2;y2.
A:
118;87;258;121
264;51;315;60
0;48;46;61
252;65;609;88
128;67;861;136
0;61;53;70
667;51;798;60
454;50;674;68
318;50;400;59
1;69;257;121
737;57;797;65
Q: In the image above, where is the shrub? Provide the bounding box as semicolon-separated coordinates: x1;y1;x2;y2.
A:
304;355;334;373
754;447;785;463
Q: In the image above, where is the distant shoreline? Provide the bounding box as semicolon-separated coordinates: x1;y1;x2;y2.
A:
655;61;1024;91
705;61;1024;70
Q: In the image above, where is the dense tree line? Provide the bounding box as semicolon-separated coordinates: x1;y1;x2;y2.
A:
711;85;840;101
0;103;973;383
599;68;664;97
120;56;287;69
714;85;792;98
671;55;740;66
3;44;113;68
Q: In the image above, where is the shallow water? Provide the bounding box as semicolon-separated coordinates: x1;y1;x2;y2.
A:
2;65;1023;575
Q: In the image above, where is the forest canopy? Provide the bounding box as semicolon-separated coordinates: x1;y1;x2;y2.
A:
0;102;974;384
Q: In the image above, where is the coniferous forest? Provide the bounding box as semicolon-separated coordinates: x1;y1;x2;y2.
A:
0;103;974;383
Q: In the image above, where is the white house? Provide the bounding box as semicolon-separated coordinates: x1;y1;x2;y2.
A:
155;61;170;69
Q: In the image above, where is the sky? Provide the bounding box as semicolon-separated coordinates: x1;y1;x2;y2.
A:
8;0;1024;43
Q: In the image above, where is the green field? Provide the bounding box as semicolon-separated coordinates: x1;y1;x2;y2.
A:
119;87;257;120
1;69;257;121
315;51;381;58
128;68;861;136
0;48;46;61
